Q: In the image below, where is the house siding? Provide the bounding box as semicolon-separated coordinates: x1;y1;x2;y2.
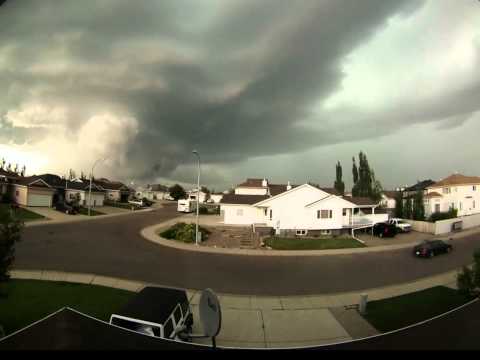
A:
425;184;480;217
11;185;28;206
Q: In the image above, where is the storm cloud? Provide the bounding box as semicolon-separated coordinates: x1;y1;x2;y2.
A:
1;0;479;189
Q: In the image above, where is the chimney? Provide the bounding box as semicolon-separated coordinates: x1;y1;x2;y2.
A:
286;181;292;191
262;178;268;187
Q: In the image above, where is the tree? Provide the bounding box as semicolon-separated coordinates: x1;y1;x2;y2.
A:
0;206;24;286
352;157;359;186
20;165;26;177
412;190;425;221
456;249;480;297
395;192;404;218
169;184;187;201
334;161;345;196
404;198;413;219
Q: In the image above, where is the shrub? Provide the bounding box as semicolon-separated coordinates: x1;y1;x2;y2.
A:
457;266;475;297
160;223;210;243
429;208;458;222
199;206;209;215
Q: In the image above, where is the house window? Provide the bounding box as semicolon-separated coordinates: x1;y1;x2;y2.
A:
264;208;268;217
435;204;441;213
321;230;331;235
236;209;243;216
473;201;476;209
443;187;451;194
296;230;307;236
342;209;347;216
16;190;19;196
317;210;333;219
269;209;272;220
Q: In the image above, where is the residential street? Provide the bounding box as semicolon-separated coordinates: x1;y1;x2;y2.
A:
15;203;480;296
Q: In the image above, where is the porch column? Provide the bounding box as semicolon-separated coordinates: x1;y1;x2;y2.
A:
372;207;375;214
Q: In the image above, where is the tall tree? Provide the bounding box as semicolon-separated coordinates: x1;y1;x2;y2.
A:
334;161;345;195
370;170;383;202
412;190;425;221
404;198;413;219
395;192;404;218
352;157;359;186
352;151;378;199
0;205;24;285
169;184;187;201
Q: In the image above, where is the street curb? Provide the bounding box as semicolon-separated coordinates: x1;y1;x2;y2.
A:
10;269;460;307
24;207;156;227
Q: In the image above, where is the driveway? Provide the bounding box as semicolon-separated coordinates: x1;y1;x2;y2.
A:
14;203;480;296
357;230;434;247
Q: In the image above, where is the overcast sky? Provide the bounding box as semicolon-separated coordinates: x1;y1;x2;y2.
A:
0;0;479;191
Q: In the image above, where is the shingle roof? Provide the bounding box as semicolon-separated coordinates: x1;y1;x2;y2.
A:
93;180;128;191
268;184;299;196
429;174;480;188
343;196;378;206
148;184;169;192
220;194;269;205
383;190;400;199
0;169;19;179
404;180;436;192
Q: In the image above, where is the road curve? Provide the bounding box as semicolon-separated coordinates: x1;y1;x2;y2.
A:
15;203;480;296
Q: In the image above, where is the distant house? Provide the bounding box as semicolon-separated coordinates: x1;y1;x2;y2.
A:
380;191;400;216
402;180;436;199
424;174;480;217
187;189;209;203
65;180;105;207
136;184;171;201
93;179;130;202
220;178;386;236
209;193;224;204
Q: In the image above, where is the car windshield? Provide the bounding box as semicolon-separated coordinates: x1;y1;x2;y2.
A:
1;0;478;351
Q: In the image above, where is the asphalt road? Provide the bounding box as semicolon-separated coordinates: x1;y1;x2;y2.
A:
14;204;480;296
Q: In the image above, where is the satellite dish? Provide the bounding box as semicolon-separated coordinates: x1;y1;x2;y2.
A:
199;288;221;338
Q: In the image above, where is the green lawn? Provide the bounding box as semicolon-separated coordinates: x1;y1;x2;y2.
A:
0;279;134;335
363;286;474;333
0;203;45;222
78;207;104;216
264;236;365;250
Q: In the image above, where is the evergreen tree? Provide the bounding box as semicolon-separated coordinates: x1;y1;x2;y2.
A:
334;161;345;195
370;170;383;202
0;206;24;284
404;198;413;219
395;192;404;218
169;184;187;201
412;190;425;220
352;157;359;186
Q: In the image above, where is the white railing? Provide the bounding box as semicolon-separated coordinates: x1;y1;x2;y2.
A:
344;214;389;227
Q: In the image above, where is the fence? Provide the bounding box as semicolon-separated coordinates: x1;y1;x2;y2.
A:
402;213;480;235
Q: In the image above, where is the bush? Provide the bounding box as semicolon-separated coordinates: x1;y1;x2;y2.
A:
160;223;211;243
429;208;458;222
457;266;475;297
199;206;209;215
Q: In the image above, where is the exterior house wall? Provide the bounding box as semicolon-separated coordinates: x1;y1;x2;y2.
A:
221;204;262;225
380;195;396;210
188;191;208;203
106;190;121;202
210;194;223;203
11;185;28;205
426;184;480;217
65;189;104;207
235;187;268;196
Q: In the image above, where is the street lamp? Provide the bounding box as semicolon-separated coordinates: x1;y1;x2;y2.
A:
192;150;201;246
88;157;107;216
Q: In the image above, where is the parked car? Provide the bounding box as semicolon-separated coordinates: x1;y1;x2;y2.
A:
372;222;397;238
413;240;452;258
55;202;77;215
388;218;412;233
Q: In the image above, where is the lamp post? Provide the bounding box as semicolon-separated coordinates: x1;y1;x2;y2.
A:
88;157;106;216
192;150;201;246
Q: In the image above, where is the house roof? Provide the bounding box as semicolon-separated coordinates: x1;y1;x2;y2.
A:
66;180;104;192
404;179;436;192
342;196;379;206
383;190;400;199
429;174;480;188
268;184;299;196
93;180;128;191
0;169;19;179
425;191;442;198
15;176;54;189
148;184;169;192
220;194;269;205
237;178;267;188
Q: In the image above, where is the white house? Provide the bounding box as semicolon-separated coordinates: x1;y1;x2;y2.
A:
187;189;209;203
209;193;224;204
65;180;105;207
220;179;387;236
424;174;480;217
380;191;399;216
10;177;56;207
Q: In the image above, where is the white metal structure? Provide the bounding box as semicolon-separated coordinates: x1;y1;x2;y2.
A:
192;150;201;246
177;199;197;213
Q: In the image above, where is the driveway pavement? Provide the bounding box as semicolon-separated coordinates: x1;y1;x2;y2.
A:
14;203;480;295
357;230;434;247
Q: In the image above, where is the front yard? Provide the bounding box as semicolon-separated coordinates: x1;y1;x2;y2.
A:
264;236;365;250
0;203;45;222
78;207;104;216
363;286;474;333
0;279;134;335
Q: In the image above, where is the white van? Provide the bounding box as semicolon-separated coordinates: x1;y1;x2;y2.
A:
177;199;196;213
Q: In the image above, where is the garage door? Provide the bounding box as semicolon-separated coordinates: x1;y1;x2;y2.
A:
28;194;51;207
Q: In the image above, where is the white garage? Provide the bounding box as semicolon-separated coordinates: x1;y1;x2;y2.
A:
27;193;52;207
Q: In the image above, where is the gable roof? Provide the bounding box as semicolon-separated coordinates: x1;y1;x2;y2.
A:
66;180;104;192
268;184;298;196
15;176;55;189
425;191;442;199
342;196;379;206
253;183;330;206
429;174;480;188
148;184;169;192
0;168;19;179
93;180;128;191
404;180;436;192
220;194;269;205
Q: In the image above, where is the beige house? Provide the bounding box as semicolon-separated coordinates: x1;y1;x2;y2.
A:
11;177;56;207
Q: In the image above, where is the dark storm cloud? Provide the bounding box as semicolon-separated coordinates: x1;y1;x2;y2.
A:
0;0;433;182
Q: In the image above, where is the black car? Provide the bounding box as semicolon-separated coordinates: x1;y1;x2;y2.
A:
55;202;77;215
372;222;397;238
413;240;452;258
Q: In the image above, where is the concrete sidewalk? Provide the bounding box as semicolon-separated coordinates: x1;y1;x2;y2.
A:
10;268;459;348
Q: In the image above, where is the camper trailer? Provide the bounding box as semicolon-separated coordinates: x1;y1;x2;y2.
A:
177;199;197;213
